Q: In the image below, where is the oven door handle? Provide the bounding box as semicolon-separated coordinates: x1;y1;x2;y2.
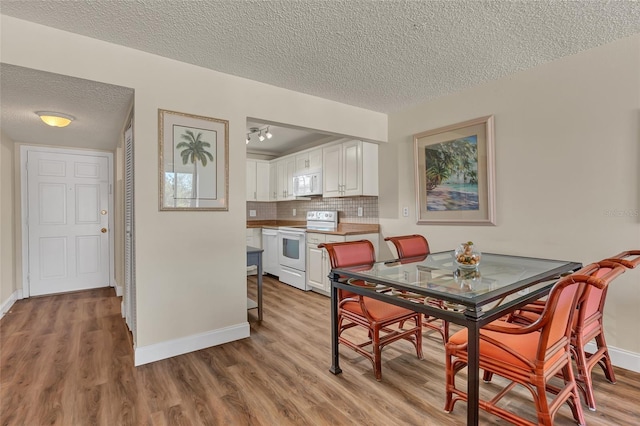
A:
279;231;305;239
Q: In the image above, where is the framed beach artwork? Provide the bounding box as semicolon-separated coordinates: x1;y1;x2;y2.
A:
413;115;496;225
159;109;229;211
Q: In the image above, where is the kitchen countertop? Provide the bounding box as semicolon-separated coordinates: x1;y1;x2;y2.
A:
247;221;379;236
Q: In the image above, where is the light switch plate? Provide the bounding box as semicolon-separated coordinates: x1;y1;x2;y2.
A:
249;210;256;217
293;208;296;216
357;207;363;217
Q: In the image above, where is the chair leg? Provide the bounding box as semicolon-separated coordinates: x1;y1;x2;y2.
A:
595;333;616;384
373;326;382;381
572;339;597;411
534;379;553;426
442;320;449;342
415;315;424;359
563;364;587;426
444;350;455;412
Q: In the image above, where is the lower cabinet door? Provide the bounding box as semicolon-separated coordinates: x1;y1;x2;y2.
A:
307;244;326;291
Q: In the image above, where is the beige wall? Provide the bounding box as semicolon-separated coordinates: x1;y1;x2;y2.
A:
380;35;640;355
0;131;16;311
1;16;387;354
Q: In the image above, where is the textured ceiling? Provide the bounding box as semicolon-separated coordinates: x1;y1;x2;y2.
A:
0;64;134;151
1;1;639;151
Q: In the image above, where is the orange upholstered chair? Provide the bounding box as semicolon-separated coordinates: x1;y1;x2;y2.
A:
444;263;624;425
319;240;423;381
384;234;431;262
504;258;632;411
385;234;449;342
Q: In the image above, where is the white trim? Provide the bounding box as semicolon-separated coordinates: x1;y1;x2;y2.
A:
113;279;123;297
0;290;19;319
134;322;250;366
584;342;640;373
19;145;115;298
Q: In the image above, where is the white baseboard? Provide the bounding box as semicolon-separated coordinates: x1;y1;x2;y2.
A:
585;342;640;373
134;322;250;366
0;290;19;319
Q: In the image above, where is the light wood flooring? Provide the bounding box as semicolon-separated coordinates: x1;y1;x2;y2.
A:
1;275;639;425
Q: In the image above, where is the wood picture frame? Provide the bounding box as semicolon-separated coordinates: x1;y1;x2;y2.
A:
414;115;495;225
159;109;229;211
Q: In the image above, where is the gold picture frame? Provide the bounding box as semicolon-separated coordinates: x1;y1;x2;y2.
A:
414;115;496;225
159;109;229;211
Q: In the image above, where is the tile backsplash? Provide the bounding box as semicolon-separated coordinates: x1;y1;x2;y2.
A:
247;196;378;224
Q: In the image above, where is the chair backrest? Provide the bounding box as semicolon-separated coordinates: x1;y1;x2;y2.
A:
319;240;376;299
385;234;430;261
535;262;625;361
320;240;375;270
572;261;626;334
605;250;640;269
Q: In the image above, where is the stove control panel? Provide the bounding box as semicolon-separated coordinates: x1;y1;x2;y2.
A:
307;211;337;221
306;210;338;230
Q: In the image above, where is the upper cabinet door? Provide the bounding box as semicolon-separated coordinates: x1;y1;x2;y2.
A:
341;140;362;197
246;160;257;201
247;160;270;201
307;148;323;170
322;144;343;197
255;161;270;201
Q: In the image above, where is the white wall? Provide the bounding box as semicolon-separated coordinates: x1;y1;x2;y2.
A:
1;15;387;363
0;131;16;315
380;35;640;366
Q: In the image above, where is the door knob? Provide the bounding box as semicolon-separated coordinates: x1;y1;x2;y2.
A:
101;228;107;233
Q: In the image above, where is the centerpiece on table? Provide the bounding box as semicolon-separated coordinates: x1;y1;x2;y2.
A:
455;241;481;270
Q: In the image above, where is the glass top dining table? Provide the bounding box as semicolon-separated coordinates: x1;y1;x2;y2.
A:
328;250;582;426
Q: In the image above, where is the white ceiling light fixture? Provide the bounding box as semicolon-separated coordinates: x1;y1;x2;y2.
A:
246;126;273;144
36;111;75;127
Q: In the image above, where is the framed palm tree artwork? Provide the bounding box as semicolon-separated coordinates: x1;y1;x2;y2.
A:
159;109;229;211
413;115;495;225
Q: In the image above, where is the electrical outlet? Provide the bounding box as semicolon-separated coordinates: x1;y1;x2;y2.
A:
402;207;409;217
292;208;296;216
249;210;256;217
357;207;363;217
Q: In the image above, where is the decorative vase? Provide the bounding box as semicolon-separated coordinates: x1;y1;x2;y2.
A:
455;241;481;270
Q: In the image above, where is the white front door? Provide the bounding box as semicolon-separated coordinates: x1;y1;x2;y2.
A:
26;150;110;296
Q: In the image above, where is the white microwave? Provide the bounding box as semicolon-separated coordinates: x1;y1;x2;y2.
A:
293;169;322;196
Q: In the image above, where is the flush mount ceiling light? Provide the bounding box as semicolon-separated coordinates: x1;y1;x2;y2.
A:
36;111;75;128
246;126;273;144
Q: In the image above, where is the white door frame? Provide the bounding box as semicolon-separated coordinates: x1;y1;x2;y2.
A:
20;145;115;298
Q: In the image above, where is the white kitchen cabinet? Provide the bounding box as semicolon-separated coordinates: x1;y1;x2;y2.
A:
246;159;270;201
306;232;380;295
262;228;280;276
246;227;262;248
322;140;378;198
269;162;278;201
306;233;327;292
295;148;323;172
276;156;296;200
